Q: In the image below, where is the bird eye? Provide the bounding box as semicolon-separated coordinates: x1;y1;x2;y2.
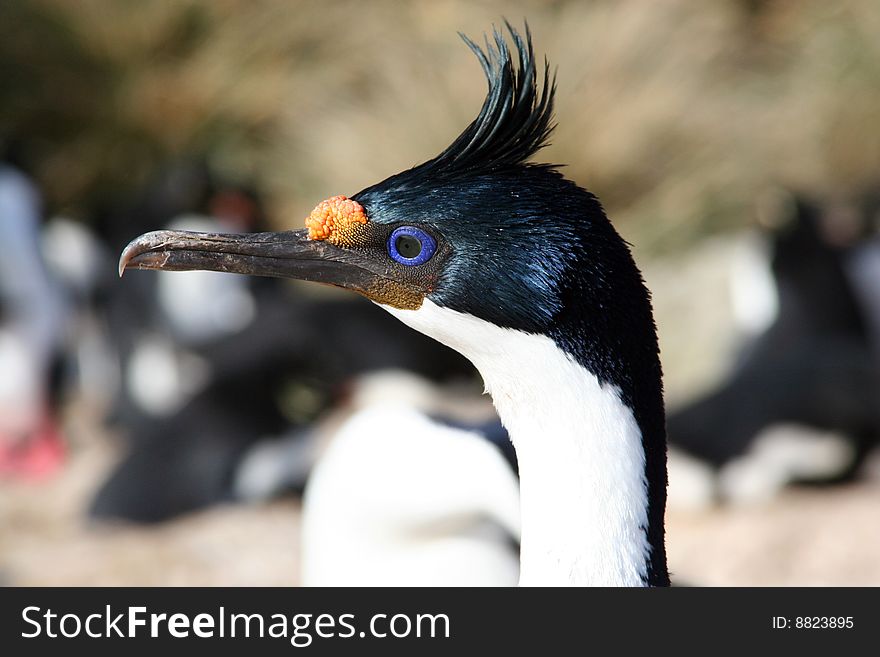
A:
387;226;437;266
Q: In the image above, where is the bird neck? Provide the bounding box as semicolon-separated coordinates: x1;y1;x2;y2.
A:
385;299;664;586
477;333;654;587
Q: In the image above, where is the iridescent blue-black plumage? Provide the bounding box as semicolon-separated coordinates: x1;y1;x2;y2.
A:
353;20;575;332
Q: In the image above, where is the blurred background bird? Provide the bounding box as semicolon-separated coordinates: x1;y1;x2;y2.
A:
667;191;880;506
1;0;880;586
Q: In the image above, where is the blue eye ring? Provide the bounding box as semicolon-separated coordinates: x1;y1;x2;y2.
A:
387;226;437;266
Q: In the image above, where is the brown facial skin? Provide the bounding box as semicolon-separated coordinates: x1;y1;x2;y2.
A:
119;228;432;310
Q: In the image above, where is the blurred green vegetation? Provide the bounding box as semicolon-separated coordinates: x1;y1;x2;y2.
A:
2;0;879;251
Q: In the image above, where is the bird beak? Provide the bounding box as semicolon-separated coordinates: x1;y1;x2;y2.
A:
118;229;408;302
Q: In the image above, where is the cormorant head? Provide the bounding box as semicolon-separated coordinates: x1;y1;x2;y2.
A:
121;22;653;377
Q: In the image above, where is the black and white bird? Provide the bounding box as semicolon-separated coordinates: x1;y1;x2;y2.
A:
119;23;669;587
668;194;880;503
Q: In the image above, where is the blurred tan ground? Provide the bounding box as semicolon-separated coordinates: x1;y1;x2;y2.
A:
0;404;301;586
2;413;879;586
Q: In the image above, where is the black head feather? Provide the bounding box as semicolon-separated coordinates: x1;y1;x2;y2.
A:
431;21;556;174
361;21;555;193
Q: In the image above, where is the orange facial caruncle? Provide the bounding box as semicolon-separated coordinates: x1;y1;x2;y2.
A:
306;195;368;246
304;194;425;310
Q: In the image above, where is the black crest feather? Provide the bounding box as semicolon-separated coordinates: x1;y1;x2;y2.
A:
364;21;556;194
428;21;556;174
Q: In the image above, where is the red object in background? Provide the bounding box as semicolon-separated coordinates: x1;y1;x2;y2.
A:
0;413;66;481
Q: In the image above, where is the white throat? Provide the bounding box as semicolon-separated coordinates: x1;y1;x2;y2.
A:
384;299;652;586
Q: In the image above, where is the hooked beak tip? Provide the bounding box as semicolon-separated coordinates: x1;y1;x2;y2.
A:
118;229;180;278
